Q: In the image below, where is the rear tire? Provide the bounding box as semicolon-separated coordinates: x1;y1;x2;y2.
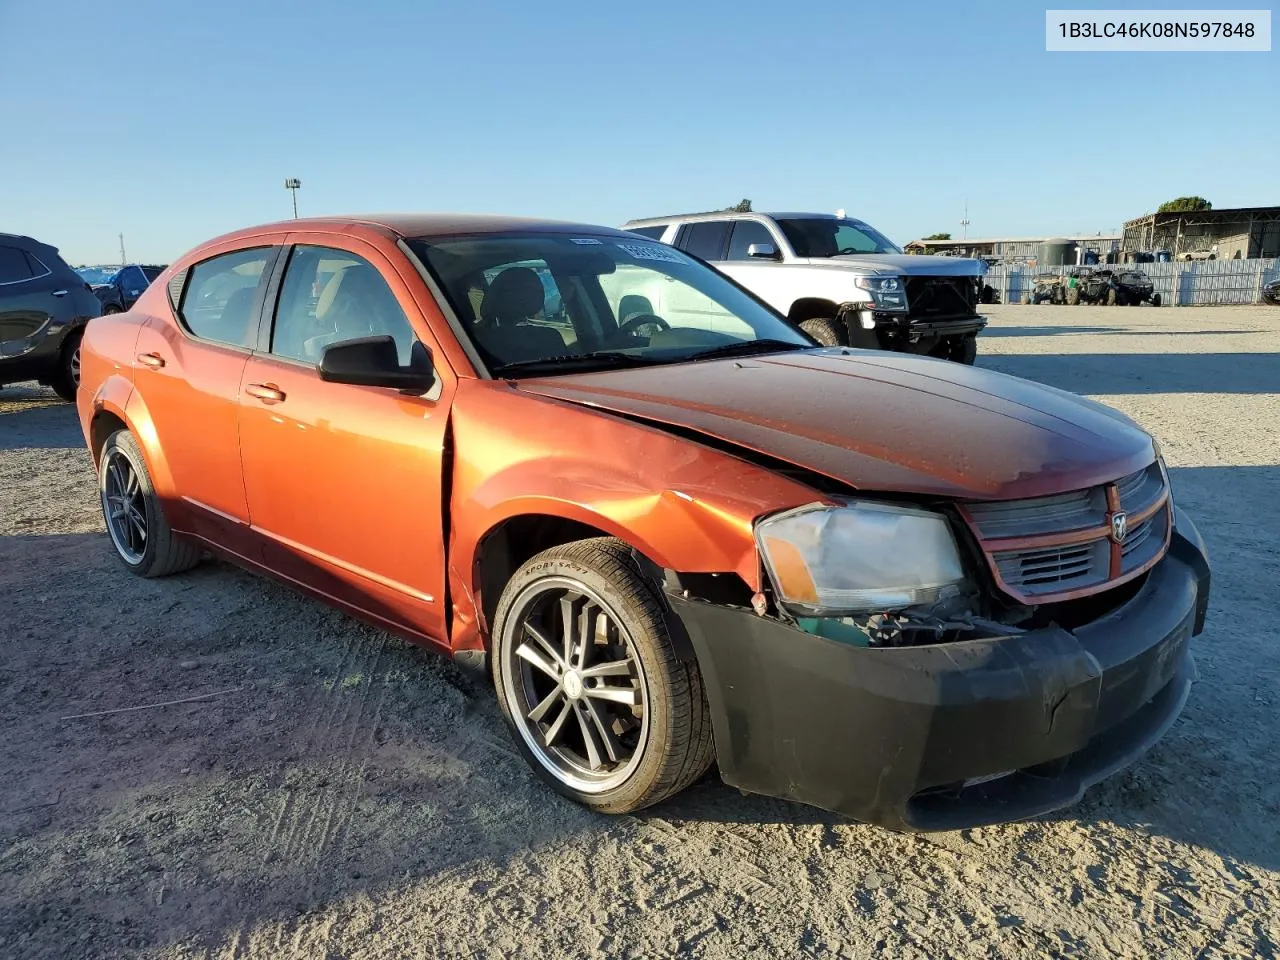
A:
99;430;204;577
798;316;846;347
1151;293;1162;307
491;537;715;815
104;304;123;315
49;328;84;402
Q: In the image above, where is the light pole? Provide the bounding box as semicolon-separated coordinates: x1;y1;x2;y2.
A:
284;178;302;218
960;199;970;242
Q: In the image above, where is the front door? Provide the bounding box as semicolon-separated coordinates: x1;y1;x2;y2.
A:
131;244;279;553
237;241;453;644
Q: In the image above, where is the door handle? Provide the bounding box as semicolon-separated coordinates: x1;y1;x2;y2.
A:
246;382;286;404
52;289;68;297
136;352;165;369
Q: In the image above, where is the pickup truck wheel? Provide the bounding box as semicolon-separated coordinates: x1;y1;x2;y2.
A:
950;334;978;365
492;537;715;814
797;317;845;346
49;329;84;402
99;430;204;577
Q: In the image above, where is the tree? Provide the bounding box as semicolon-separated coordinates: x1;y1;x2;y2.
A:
1157;196;1211;213
922;232;952;241
726;199;752;212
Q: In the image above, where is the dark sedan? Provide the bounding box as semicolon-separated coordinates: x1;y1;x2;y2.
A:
1264;277;1280;306
82;263;167;313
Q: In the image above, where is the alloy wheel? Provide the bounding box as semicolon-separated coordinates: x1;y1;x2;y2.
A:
500;577;650;793
102;449;147;564
70;343;82;386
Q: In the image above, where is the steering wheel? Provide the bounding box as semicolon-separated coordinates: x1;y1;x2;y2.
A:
618;313;671;336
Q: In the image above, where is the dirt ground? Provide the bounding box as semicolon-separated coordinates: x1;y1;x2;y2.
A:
1;303;1278;960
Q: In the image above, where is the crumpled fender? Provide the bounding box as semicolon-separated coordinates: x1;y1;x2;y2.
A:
445;381;827;651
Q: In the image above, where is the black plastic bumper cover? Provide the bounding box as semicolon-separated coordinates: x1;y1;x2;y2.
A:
668;507;1210;832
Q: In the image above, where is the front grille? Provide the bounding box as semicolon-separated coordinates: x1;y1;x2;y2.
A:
962;462;1171;604
904;276;979;320
993;540;1110;594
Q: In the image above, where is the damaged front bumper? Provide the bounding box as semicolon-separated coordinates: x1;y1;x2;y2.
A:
666;506;1211;832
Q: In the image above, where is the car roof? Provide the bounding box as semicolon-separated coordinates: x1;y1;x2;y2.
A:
206;213;641;247
622;211;844;227
0;232;56;252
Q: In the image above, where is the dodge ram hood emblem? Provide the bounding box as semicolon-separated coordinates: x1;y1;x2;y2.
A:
1110;511;1129;544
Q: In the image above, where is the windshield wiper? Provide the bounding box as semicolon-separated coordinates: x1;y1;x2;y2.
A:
489;351;662;377
683;339;810;363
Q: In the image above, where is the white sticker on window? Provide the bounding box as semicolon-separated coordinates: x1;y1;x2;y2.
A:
616;242;683;263
570;238;603;245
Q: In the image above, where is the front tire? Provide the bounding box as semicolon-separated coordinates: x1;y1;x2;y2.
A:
99;430;203;577
491;538;714;814
798;316;846;346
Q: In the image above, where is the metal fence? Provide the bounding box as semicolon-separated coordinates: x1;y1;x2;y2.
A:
986;258;1279;307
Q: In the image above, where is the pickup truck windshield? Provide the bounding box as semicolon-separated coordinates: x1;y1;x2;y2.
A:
408;233;813;377
775;217;902;258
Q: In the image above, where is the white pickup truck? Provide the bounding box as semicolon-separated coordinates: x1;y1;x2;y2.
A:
620;211;988;364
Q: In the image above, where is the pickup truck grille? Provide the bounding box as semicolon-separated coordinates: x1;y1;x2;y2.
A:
961;462;1171;604
904;276;979;320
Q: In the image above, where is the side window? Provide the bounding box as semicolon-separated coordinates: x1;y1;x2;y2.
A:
271;245;418;365
676;221;731;262
0;245;34;284
627;225;667;241
179;248;273;349
726;221;777;260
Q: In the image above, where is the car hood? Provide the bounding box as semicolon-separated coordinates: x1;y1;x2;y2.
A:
516;350;1155;501
797;254;984;277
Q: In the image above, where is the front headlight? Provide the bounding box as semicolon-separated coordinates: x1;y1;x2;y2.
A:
854;276;902;293
853;275;906;311
755;502;969;615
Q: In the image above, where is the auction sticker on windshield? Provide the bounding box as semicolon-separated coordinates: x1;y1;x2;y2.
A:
616;242;684;263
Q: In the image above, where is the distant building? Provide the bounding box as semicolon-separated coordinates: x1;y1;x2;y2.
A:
903;235;1120;262
1121;205;1280;260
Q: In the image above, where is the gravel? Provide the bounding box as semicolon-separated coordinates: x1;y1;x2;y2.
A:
1;303;1278;959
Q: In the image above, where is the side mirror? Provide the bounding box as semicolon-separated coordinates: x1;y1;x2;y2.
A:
318;336;436;392
747;242;780;261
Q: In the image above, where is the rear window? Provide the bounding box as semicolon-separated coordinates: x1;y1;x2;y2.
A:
626;225;667;240
676;221;731;261
178;247;273;349
0;245;34;284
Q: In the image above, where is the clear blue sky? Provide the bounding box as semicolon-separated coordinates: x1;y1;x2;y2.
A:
2;0;1275;264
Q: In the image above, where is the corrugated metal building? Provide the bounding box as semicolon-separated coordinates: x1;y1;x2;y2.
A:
1121;206;1280;260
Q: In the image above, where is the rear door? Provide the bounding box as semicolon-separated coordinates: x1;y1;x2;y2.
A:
0;244;58;360
132;244;281;553
236;238;454;644
662;221;753;335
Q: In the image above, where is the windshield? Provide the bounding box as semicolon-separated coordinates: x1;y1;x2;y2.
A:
407;233;813;378
775;217;902;258
76;266;118;285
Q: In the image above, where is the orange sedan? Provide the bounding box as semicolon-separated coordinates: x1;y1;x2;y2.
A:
77;215;1210;830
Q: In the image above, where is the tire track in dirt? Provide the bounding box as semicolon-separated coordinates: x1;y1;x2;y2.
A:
263;626;389;869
